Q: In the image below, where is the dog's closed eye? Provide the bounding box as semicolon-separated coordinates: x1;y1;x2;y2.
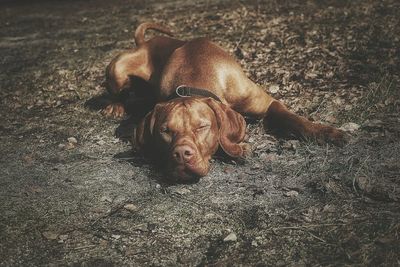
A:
196;124;210;132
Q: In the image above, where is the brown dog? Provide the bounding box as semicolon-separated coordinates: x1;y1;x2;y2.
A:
106;23;346;183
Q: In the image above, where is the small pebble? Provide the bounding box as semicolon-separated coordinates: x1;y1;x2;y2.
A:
269;84;279;94
175;188;191;195
123;203;139;212
97;140;106;145
111;234;121;240
42;231;58;240
223;232;237;242
64;142;76;150
67;137;78;144
59;234;69;241
251;163;261;170
284;190;299;197
57;234;68;243
268;41;276;48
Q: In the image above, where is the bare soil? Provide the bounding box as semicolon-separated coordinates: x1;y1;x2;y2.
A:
0;0;399;266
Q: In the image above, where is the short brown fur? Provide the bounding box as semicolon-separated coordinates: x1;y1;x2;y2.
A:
106;22;347;182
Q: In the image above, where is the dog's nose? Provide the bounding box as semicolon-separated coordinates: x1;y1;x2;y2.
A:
173;145;194;163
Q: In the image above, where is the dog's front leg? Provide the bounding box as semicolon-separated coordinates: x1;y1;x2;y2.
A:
263;101;347;146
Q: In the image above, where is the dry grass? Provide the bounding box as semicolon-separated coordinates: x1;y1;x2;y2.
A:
343;74;399;123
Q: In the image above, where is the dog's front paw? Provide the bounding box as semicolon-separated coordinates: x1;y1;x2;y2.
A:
102;103;126;118
240;143;252;158
315;126;349;147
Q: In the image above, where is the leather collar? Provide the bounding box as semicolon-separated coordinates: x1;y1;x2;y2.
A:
171;85;222;102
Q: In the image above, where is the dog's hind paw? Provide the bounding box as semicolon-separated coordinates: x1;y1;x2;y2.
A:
102;103;126;118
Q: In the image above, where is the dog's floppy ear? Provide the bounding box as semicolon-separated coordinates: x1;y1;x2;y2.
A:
206;98;247;158
132;104;160;154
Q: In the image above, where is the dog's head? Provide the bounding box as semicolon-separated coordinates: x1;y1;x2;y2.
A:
133;97;247;183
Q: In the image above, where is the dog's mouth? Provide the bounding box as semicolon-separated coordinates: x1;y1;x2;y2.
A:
168;159;210;183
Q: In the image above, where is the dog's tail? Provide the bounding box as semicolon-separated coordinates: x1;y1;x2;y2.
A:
134;22;173;46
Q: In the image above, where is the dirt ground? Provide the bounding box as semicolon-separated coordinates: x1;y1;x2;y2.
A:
1;0;399;266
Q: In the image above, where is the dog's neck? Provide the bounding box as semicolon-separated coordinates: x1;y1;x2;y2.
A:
170;85;222;102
